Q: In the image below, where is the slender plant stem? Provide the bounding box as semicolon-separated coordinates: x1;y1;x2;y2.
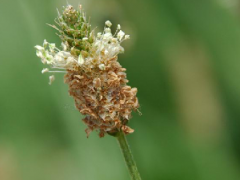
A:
116;131;142;180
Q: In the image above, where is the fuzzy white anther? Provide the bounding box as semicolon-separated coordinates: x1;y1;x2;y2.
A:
117;24;121;30
105;20;112;27
41;68;49;74
117;30;125;41
125;35;130;40
49;75;55;85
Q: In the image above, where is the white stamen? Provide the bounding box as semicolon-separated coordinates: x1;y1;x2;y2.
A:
105;20;112;27
49;43;56;52
41;68;49;74
35;45;44;51
104;28;111;34
46;54;54;62
111;38;117;43
124;35;130;40
43;39;48;48
49;75;55;85
117;30;125;41
49;71;66;73
61;42;68;51
36;50;43;58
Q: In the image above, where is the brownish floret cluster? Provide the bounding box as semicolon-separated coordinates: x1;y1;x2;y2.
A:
35;5;140;137
64;57;139;137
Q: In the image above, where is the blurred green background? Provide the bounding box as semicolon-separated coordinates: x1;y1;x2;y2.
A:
1;0;240;179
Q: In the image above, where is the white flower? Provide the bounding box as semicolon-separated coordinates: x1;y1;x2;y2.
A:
54;52;65;63
117;30;125;41
103;33;112;41
52;51;76;69
35;19;131;84
105;20;112;27
49;75;55;85
90;22;128;61
46;53;54;62
41;68;49;74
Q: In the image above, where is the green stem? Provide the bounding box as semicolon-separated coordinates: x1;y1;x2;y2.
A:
116;131;142;180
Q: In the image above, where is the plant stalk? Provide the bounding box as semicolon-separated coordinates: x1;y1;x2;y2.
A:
116;131;142;180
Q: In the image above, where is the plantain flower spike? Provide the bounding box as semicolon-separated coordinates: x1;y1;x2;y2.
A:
35;5;139;137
